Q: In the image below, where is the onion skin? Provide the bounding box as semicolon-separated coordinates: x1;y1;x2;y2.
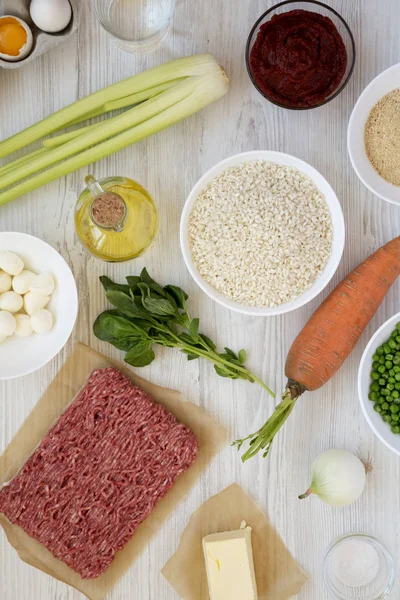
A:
299;449;367;507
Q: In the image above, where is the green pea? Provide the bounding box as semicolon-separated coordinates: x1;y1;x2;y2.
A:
371;382;381;391
384;344;391;354
382;372;389;380
388;377;396;383
391;425;400;434
381;389;390;396
386;396;394;403
379;378;386;386
377;346;384;355
386;354;394;361
389;370;395;377
374;404;383;413
392;390;399;399
369;392;378;401
394;366;400;372
396;336;400;343
395;382;400;390
394;398;400;405
395;373;400;381
372;361;379;369
379;356;386;364
389;339;397;349
392;414;400;423
382;402;390;411
377;396;385;404
386;361;393;369
381;411;388;416
377;364;386;373
396;322;400;331
387;383;395;391
390;404;400;413
371;371;381;380
383;414;392;422
372;355;380;363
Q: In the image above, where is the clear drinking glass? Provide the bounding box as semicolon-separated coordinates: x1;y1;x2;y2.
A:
92;0;176;53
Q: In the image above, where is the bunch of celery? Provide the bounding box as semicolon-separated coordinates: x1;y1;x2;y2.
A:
0;54;229;206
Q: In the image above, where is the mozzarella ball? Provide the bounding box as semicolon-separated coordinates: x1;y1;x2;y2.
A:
31;309;53;334
24;291;50;316
0;271;12;293
0;291;23;313
15;314;33;337
0;251;24;276
30;272;55;296
0;311;16;336
0;333;7;344
12;270;36;294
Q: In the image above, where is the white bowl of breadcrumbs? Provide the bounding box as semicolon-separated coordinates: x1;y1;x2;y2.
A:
180;151;345;316
348;63;400;206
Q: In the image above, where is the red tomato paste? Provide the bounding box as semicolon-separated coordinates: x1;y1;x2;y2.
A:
249;9;347;108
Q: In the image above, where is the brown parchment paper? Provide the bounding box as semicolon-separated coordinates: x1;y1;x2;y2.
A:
0;343;228;600
162;483;307;600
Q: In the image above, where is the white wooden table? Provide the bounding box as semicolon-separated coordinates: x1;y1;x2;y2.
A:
1;1;400;598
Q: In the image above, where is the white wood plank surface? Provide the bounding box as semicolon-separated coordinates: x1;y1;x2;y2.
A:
1;1;400;598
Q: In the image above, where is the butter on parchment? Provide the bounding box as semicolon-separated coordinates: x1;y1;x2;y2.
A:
202;522;258;600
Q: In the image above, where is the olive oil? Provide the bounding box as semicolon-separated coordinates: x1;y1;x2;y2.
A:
75;175;158;262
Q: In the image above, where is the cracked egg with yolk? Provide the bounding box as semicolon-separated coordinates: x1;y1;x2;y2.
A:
0;16;33;62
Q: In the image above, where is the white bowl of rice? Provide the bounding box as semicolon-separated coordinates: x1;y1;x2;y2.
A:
180;151;345;316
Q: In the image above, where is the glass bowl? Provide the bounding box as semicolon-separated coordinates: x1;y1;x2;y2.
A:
245;0;356;110
323;534;395;600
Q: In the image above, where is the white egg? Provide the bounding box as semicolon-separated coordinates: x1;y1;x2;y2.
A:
30;0;72;34
0;291;23;313
15;314;34;337
24;291;51;316
0;311;16;336
0;251;24;276
0;16;33;62
31;309;54;334
30;272;55;296
12;270;36;295
0;271;12;293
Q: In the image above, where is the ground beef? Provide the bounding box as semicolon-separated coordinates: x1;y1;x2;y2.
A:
0;368;198;579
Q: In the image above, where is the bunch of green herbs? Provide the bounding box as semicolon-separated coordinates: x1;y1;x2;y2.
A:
94;269;274;397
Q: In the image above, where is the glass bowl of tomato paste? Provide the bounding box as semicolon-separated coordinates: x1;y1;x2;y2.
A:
245;0;355;110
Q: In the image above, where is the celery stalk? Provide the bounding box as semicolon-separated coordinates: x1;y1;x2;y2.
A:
0;69;229;206
0;75;214;190
0;54;224;158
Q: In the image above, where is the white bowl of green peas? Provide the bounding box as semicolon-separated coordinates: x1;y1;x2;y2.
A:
359;312;400;455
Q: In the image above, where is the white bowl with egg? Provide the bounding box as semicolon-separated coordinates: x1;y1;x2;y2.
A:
180;151;345;316
348;63;400;206
0;232;78;380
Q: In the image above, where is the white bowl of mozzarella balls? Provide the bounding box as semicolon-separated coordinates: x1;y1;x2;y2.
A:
0;232;78;380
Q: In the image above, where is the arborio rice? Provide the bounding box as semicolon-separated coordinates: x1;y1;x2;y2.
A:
188;160;333;307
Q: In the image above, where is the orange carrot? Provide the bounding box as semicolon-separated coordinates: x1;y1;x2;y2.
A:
235;236;400;461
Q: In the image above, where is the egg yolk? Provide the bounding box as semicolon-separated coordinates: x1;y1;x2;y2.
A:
0;18;27;56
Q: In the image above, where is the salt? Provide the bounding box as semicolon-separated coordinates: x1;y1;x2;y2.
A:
331;539;380;588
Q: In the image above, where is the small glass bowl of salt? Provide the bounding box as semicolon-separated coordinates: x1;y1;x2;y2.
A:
323;534;394;599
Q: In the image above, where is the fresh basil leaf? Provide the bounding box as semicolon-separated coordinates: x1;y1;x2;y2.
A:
164;284;188;310
100;276;131;296
238;349;247;364
214;364;239;379
224;347;238;359
124;340;155;367
126;276;141;294
140;268;157;286
147;282;168;298
189;318;199;343
200;334;216;351
138;283;177;316
95;312;148;340
106;290;150;319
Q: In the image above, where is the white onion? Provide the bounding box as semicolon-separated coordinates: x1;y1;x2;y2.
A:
299;449;367;507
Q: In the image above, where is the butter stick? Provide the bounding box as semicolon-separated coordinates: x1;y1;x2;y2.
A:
202;522;258;600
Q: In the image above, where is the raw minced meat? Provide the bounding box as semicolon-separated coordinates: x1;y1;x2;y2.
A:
0;367;198;579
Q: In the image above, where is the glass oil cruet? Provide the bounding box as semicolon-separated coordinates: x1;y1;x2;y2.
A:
75;175;158;262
